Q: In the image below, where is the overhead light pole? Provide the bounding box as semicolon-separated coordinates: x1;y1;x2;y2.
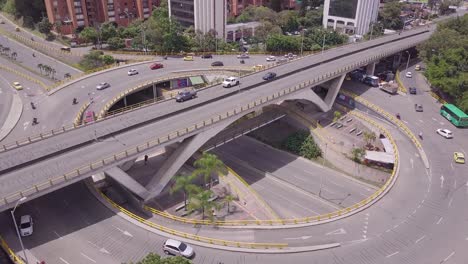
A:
405;50;411;73
11;197;28;264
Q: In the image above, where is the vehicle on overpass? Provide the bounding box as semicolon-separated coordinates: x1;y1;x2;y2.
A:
436;128;453;139
163;239;194;258
266;55;276;61
263;72;277;81
211;61;224;67
222;77;240;88
150;63;164;70
127;69;138;76
175;90;197;102
440;104;468;127
201;54;212;59
454;152;465;164
183;55;194;61
96;82;111;90
84;111;95;123
409;87;417;94
12;82;22;90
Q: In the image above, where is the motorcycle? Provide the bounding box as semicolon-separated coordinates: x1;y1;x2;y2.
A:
419;132;423;140
396;113;401;120
30;102;36;110
72;98;78;105
240;59;245;64
32;118;38;125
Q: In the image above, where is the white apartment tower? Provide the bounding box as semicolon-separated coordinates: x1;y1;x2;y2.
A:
168;0;226;38
323;0;380;36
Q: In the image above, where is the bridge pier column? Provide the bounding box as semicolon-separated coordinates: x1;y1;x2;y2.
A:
366;62;376;76
120;159;136;171
153;84;157;99
123;96;128;107
322;74;346;109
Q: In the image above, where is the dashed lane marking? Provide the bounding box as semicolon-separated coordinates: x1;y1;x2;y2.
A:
80;253;96;263
441;252;455;263
415;235;425;244
59;257;71;264
436;217;443;225
386;251;399;258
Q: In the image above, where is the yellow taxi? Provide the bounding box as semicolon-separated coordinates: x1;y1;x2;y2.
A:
12;82;23;90
454;152;465;164
183;55;194;61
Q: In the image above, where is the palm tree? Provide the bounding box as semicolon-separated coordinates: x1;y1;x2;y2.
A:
363;131;377;147
223;194;235;214
3;47;10;56
170;173;199;210
193;153;227;189
37;63;43;74
188;190;220;220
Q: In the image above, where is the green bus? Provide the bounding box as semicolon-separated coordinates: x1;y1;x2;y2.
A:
440;104;468;127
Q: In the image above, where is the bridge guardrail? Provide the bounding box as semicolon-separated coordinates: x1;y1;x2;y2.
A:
99;190;287;249
139;107;399;227
0;235;25;264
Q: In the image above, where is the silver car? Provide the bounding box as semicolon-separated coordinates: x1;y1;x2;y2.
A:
163;239;194;258
96;82;110;90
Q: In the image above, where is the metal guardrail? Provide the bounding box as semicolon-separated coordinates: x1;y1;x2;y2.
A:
99;191;287;249
341;90;422;149
0;235;24;264
0;32;425;207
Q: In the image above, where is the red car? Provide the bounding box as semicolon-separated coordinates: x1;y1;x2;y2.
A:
150;63;164;70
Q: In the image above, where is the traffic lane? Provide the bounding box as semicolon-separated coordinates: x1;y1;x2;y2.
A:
0;76;14;135
0;182;165;264
0;33;437;193
0;55;53;86
215;150;336;218
213;136;375;208
0;34;80;81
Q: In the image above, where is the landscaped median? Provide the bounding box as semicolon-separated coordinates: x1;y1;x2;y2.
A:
0;235;24;264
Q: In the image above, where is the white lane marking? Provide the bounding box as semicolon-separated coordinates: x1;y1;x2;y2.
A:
59;257;71;264
326;179;344;188
415;235;426;244
393;224;399;229
448;198;453;208
386;251;399;258
412;209;417;214
410;158;414;169
454;179;457;189
53;231;62;239
112;225;134;237
440;175;445;188
442;252;455;263
436;217;443;225
450;163;454;170
432;117;437;121
419;119;424;123
326;228;347;235
284;236;312;240
386;229;391;233
99;248;110;254
80;253;96;263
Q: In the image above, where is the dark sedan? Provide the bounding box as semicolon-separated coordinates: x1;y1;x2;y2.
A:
211;61;224;67
262;72;277;81
201;54;213;59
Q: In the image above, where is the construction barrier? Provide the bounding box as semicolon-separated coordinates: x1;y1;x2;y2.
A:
0;235;25;264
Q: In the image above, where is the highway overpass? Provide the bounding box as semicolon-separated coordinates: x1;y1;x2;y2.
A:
0;26;434;211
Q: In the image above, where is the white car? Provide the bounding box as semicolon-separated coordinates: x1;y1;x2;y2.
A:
127;69;138;76
96;82;110;90
19;215;33;237
222;76;240;88
436;128;453;139
266;56;276;62
163;239;194;258
405;71;412;78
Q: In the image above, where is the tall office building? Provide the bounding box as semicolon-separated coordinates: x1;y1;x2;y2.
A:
227;0;297;16
169;0;226;38
44;0;160;35
322;0;379;35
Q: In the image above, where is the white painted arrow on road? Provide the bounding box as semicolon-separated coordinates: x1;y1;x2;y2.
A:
112;225;134;237
440;175;445;188
326;228;347;235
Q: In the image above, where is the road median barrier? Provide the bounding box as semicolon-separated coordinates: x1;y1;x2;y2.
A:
0;65;48;90
395;70;408;94
0;235;25;264
99;191;287;250
73;101;92;126
429;91;447;105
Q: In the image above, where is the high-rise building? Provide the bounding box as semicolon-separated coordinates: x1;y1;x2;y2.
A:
44;0;160;35
227;0;296;17
322;0;379;35
168;0;226;38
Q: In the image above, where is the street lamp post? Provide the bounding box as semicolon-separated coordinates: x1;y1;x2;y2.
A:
321;31;327;54
405;51;411;73
319;143;328;197
300;28;306;56
11;197;28;264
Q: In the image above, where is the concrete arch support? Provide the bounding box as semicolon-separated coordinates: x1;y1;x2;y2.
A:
322;74;346;109
105;167;150;200
144;116;241;202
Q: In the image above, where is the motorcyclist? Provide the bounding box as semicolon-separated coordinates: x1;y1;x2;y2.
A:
419;132;423;139
396;113;401;119
32;117;38;125
72;98;78;105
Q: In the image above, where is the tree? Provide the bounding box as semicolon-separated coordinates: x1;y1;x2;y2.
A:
37;63;43;74
133;253;191;264
193;153;227;189
170;174;199;210
266;34;301;52
270;0;282;12
223;194;236;214
363;131;377;147
278;11;300;33
100;22;118;42
107;37;125;50
2;0;15;15
333;111;342;122
351;147;365;163
236;5;278;24
299;136;322;159
188;190;220;220
101;54;115;65
379;1;404;30
79;27;98;45
54;21;63;36
38;17;53;35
